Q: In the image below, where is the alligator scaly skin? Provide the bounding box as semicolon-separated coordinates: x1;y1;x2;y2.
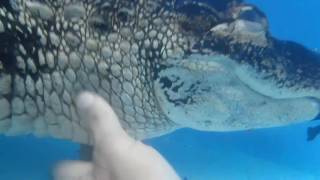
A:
0;0;184;143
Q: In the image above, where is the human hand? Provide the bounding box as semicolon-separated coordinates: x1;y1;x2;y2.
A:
54;92;180;180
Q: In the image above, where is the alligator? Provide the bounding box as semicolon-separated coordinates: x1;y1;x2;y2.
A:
0;0;319;145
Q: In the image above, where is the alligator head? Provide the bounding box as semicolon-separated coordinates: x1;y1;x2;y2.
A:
0;0;319;144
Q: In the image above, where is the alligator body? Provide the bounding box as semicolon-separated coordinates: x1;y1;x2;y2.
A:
0;0;319;144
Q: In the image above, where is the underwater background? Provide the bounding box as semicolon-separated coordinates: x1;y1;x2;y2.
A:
0;0;320;179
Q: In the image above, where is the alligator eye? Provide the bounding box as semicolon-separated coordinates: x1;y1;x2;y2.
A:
176;2;220;35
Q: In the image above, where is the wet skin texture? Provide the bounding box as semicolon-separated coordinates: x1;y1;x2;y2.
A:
0;0;319;144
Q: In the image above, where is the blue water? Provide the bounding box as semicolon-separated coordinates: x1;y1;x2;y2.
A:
1;0;320;179
247;0;320;49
